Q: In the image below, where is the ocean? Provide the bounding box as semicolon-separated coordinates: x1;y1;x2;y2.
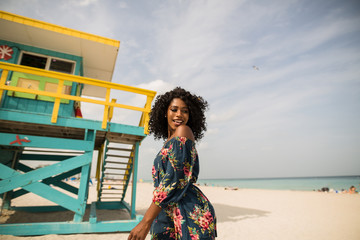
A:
196;176;360;192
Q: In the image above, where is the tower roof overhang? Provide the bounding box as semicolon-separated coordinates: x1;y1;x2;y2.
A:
0;11;120;98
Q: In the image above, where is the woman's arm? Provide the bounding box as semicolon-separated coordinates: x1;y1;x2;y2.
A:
127;202;161;240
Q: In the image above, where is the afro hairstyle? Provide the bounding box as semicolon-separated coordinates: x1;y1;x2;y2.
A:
148;87;208;141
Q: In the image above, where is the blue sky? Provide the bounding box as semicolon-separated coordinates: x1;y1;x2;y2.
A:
1;0;360;179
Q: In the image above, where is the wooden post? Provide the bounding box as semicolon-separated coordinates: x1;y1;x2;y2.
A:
130;141;140;219
0;69;9;104
51;79;64;123
102;88;111;129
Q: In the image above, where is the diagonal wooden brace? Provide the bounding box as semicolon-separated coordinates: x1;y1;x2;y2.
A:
13;163;81;198
0;152;92;192
0;153;93;215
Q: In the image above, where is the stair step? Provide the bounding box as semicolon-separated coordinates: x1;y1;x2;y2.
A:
107;147;132;152
98;141;135;201
103;177;128;181
100;192;123;195
102;181;126;184
103;183;125;186
105;161;129;164
101;189;123;192
106;154;130;158
104;173;127;176
102;186;124;189
105;167;131;170
102;184;125;187
100;188;123;192
100;197;122;199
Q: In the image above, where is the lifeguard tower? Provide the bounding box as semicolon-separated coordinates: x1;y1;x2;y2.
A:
0;11;156;235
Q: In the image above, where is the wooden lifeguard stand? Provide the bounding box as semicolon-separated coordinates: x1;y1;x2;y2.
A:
0;11;156;236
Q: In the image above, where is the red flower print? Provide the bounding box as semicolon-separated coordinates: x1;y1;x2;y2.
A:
204;210;213;222
153;189;167;203
198;216;210;230
152;166;156;176
179;137;187;145
197;211;213;231
188;227;200;240
183;165;191;177
161;148;169;156
173;207;183;235
190;233;199;240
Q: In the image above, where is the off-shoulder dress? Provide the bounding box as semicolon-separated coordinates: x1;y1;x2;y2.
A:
150;136;217;240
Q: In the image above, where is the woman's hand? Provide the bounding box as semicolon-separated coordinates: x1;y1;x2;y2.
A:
127;220;151;240
128;202;161;240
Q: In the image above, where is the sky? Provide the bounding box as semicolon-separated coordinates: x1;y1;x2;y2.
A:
1;0;360;180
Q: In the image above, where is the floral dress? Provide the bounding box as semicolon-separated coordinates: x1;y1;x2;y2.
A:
151;137;217;240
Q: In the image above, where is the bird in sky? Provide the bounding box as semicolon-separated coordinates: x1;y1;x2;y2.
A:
253;65;259;70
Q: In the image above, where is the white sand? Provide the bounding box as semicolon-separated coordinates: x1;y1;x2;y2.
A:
1;182;360;240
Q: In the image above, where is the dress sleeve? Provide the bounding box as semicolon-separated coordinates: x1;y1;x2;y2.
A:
152;137;197;208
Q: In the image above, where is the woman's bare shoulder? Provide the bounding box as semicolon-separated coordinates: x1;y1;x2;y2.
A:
174;125;195;141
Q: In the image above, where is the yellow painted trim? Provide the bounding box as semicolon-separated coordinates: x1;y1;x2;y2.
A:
0;62;156;132
96;144;104;194
102;88;111;129
0;11;120;48
3;85;149;112
51;79;64;123
141;96;155;134
0;69;9;104
0;62;156;97
108;99;116;122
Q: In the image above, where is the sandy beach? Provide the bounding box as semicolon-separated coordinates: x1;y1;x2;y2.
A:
1;182;360;240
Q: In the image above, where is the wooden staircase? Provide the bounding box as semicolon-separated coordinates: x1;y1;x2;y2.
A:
97;140;135;202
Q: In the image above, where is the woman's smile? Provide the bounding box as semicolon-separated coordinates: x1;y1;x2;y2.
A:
173;119;184;126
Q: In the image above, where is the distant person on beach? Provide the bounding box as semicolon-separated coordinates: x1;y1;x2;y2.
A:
128;87;217;240
342;186;356;194
347;186;356;194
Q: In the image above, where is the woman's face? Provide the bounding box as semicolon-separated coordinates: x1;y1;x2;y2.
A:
167;98;189;136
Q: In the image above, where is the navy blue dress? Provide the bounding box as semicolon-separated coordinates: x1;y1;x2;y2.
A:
150;137;217;240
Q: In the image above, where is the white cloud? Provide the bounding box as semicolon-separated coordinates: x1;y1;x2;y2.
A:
136;79;175;95
72;0;98;6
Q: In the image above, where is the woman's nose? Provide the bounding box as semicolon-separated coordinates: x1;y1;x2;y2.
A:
176;110;182;116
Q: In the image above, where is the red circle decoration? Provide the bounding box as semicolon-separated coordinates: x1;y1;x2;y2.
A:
0;45;14;61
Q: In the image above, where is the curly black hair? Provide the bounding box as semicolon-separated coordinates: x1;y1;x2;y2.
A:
148;87;209;141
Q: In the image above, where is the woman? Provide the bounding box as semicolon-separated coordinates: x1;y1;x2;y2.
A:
128;87;217;240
